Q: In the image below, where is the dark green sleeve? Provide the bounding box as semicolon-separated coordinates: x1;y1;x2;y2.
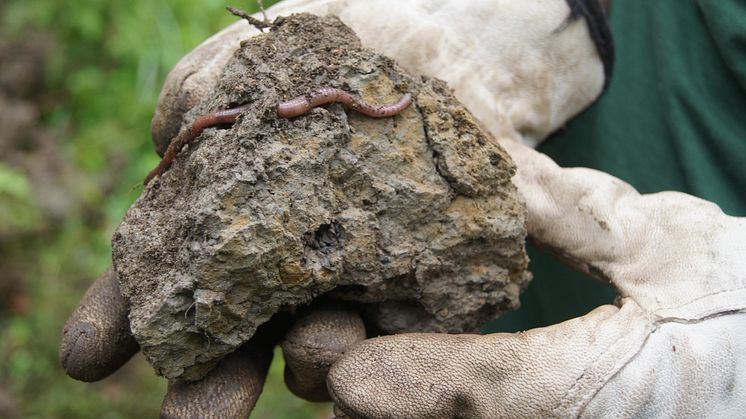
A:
485;0;746;333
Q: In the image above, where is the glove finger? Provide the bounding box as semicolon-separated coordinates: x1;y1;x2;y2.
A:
59;266;139;382
160;321;279;419
281;303;366;401
328;302;651;418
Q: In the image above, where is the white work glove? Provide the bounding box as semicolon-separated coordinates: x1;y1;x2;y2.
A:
70;0;746;417
328;138;746;418
151;0;610;153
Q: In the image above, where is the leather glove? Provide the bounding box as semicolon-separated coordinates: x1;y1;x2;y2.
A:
151;0;612;153
328;138;746;418
61;265;366;417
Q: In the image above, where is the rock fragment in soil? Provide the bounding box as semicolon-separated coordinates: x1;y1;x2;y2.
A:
113;13;531;380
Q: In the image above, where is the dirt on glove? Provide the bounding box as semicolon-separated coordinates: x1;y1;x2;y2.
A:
113;13;531;380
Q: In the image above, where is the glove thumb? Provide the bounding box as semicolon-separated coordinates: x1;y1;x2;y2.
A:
328;301;651;418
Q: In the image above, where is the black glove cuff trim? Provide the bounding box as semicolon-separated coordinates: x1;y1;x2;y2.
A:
564;0;615;93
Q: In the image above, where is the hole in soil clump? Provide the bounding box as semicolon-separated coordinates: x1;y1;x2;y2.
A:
302;220;344;251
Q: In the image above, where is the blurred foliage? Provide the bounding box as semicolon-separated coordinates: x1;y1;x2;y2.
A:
0;163;41;236
0;0;331;417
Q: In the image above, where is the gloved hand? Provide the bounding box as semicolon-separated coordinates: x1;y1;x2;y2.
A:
327;138;746;418
150;0;613;153
61;265;367;417
63;0;746;417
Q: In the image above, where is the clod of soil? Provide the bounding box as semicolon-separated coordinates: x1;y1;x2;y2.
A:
113;13;531;381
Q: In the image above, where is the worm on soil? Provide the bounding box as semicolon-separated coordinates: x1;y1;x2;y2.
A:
277;88;412;118
146;88;411;185
144;104;251;185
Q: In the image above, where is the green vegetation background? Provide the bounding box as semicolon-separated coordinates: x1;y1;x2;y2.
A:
0;0;331;417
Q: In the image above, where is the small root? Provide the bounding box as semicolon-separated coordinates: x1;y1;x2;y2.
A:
257;0;269;25
227;5;272;31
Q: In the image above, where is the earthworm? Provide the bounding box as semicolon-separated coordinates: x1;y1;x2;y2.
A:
145;89;411;184
276;88;412;118
144;104;251;185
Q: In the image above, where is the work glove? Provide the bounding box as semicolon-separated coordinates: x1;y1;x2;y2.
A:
64;0;746;417
327;137;746;418
61;265;366;417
